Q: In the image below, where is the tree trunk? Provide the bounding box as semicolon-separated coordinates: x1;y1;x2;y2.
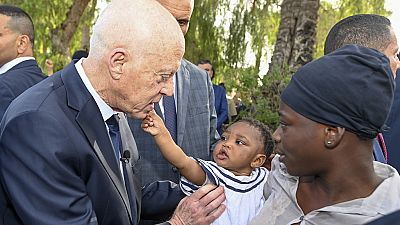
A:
50;0;91;57
267;0;320;75
81;0;97;51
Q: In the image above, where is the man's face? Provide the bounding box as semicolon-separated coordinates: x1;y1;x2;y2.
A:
0;14;19;67
198;63;214;79
383;28;400;77
273;102;329;176
115;49;182;119
158;0;193;36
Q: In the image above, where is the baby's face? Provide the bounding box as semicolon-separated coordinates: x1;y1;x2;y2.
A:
213;122;264;176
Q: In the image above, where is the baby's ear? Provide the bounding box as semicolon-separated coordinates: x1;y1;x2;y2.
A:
262;154;275;171
250;154;266;169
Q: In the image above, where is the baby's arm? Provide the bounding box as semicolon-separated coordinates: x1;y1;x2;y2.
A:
142;111;206;185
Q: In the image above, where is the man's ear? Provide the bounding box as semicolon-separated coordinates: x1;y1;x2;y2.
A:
324;126;345;149
108;48;129;80
16;35;30;54
251;154;267;169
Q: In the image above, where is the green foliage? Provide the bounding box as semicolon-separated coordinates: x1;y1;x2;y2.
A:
3;0;390;129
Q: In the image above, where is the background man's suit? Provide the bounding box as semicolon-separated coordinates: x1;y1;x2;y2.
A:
0;62;181;225
212;84;228;135
129;59;219;185
383;70;400;171
0;59;46;120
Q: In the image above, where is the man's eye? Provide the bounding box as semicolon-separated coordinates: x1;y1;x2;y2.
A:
161;75;169;82
177;20;189;26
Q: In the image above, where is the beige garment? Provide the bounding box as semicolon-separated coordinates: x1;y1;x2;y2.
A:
249;156;400;225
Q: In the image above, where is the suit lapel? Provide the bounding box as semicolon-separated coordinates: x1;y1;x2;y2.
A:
176;61;190;146
61;62;133;222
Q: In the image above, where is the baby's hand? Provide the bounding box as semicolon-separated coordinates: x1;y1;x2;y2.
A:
141;111;165;136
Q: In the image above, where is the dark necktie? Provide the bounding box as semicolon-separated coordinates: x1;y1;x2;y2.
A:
107;114;137;223
163;95;177;142
106;114;121;162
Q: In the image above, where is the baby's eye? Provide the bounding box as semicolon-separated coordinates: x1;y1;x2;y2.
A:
220;135;227;141
236;140;246;145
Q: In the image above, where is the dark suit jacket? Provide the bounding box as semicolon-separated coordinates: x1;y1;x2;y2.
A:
129;59;219;185
364;210;400;225
0;62;178;225
0;59;46;120
213;84;228;135
383;70;400;171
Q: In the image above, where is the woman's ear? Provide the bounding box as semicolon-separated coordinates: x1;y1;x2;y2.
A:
324;126;345;149
108;48;129;80
251;154;267;169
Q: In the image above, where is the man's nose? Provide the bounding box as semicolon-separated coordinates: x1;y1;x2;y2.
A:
272;127;282;144
161;79;174;96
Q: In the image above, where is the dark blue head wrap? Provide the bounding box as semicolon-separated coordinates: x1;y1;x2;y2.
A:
281;44;394;139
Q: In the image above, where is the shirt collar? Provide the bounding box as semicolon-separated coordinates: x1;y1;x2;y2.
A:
273;156;400;216
74;58;115;122
0;57;35;74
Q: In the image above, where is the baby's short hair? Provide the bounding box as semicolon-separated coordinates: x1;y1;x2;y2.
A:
237;118;274;157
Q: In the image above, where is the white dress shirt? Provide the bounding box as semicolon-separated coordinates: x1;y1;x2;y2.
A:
0;57;35;74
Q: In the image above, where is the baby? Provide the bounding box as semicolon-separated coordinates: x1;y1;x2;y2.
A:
142;111;274;225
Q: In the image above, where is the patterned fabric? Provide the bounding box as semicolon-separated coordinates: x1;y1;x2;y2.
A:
180;158;269;225
106;114;122;162
249;156;400;225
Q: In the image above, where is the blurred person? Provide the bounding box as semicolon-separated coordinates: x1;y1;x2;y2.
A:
197;59;228;134
45;50;89;77
45;58;54;75
72;49;88;61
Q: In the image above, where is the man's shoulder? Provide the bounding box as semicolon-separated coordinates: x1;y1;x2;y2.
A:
1;60;46;81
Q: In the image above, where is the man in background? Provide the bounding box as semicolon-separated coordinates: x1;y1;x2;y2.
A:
197;59;228;135
0;5;46;120
324;14;400;164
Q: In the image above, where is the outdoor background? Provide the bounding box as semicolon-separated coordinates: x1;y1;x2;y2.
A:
3;0;399;129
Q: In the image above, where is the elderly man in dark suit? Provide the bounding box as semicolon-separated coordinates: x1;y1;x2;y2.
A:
0;5;46;120
0;0;225;225
129;0;219;187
